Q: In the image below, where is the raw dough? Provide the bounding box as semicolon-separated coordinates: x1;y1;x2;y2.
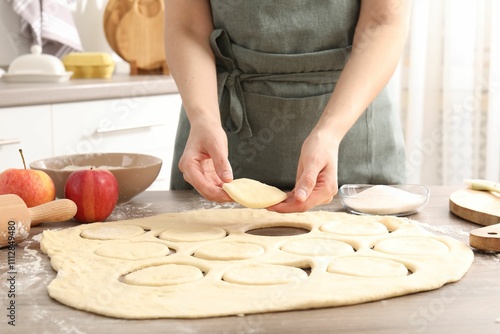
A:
94;242;171;260
222;178;287;208
327;257;409;278
124;264;204;286
222;264;308;285
194;242;265;261
40;209;474;319
81;225;145;240
320;220;388;236
158;224;226;242
280;238;354;257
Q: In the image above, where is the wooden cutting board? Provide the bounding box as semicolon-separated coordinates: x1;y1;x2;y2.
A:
105;0;166;70
449;188;500;226
103;0;134;58
449;188;500;252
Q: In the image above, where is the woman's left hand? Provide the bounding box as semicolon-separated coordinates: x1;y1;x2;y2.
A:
268;129;340;213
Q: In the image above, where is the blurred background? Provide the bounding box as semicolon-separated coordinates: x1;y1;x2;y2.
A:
393;0;499;186
1;0;499;186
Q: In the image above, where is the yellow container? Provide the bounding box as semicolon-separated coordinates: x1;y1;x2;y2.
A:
62;52;115;79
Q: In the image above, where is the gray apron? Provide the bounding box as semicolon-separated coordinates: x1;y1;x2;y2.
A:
170;0;406;190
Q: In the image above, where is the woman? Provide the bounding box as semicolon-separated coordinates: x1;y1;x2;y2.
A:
165;0;411;212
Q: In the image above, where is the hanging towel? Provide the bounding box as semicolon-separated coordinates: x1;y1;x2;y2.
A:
12;0;83;58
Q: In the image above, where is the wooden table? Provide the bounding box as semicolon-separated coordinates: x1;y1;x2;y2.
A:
1;187;499;334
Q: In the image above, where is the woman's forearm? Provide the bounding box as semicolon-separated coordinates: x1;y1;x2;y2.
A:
164;0;220;127
315;0;412;141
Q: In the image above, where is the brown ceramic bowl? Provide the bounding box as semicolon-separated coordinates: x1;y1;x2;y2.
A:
30;153;162;204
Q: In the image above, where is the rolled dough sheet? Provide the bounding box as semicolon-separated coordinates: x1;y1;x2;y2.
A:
40;209;474;319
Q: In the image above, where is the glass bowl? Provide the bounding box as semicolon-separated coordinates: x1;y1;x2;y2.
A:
339;184;430;216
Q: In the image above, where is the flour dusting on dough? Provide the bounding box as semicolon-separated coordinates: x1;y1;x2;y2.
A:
15;234;53;294
108;202;154;221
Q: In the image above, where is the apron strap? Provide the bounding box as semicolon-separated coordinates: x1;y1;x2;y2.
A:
210;29;347;139
211;29;253;138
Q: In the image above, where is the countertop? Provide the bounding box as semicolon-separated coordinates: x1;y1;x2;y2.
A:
1;187;499;334
0;74;178;108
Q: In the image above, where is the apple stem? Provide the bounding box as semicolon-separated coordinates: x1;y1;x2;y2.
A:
19;149;27;169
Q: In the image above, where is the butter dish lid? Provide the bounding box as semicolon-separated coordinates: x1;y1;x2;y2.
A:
7;45;67;75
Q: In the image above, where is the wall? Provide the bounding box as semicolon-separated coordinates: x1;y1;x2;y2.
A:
0;0;125;69
0;0;30;66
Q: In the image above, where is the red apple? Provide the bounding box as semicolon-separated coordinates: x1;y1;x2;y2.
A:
64;168;119;223
0;150;56;207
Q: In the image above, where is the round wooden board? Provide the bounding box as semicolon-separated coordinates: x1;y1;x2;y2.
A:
449;188;500;226
103;0;134;58
104;0;166;70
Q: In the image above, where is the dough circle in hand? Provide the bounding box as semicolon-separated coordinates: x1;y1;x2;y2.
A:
222;178;287;208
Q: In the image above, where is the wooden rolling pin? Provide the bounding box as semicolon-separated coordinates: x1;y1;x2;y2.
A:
0;194;77;248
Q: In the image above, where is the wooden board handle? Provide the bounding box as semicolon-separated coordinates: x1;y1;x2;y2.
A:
28;199;77;226
469;223;500;252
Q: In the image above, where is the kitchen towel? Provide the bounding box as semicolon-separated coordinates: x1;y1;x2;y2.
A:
11;0;83;58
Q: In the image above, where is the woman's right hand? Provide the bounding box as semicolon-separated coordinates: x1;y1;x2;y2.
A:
165;0;229;201
178;119;234;202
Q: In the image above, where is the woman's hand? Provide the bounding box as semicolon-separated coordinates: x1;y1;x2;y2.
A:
165;0;230;201
271;0;412;213
269;129;340;213
179;119;234;202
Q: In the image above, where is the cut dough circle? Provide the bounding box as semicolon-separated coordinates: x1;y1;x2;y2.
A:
124;264;204;286
222;178;287;208
327;256;409;278
158;224;226;242
194;242;265;261
223;264;308;285
374;237;449;255
81;225;145;240
280;238;354;257
94;242;171;260
320;220;388;236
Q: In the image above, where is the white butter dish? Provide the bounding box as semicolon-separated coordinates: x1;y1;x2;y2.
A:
3;45;72;83
2;72;72;83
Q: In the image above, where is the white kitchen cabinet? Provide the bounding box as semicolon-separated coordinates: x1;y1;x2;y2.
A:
0;105;53;171
52;94;182;190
